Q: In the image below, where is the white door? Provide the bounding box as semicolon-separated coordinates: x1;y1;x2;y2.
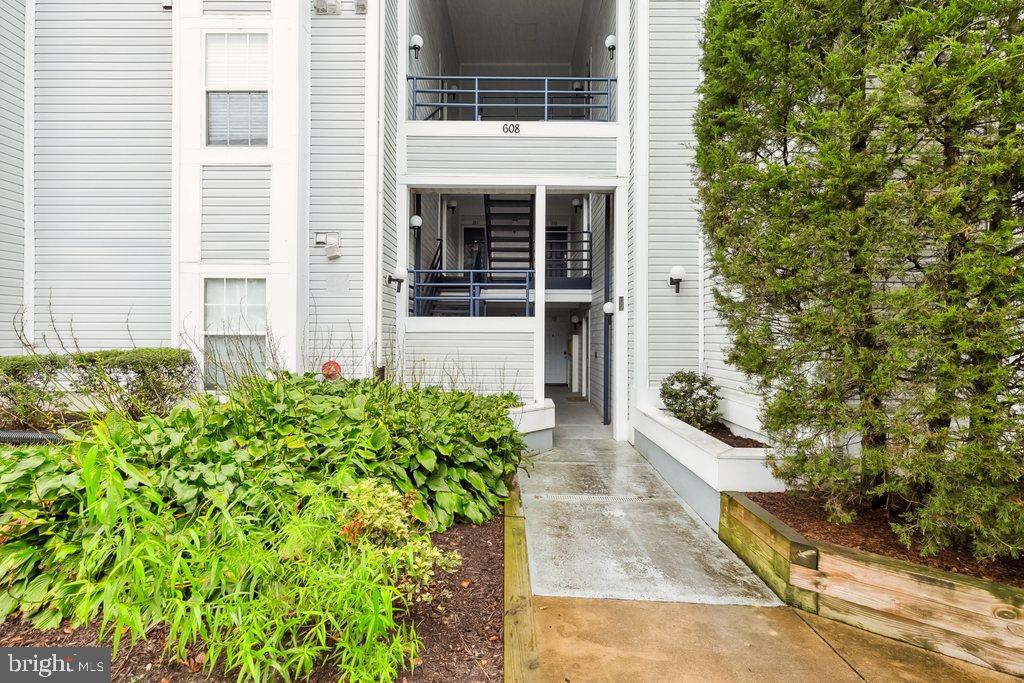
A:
545;316;569;384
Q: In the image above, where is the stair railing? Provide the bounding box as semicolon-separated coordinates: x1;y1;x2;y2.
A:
408;268;534;318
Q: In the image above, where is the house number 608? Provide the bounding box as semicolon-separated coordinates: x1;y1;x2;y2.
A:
502;124;521;134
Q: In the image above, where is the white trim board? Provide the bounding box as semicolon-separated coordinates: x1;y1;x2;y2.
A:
634;405;784;493
21;0;35;350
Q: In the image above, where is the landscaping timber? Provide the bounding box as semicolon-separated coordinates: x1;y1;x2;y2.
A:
721;491;1024;677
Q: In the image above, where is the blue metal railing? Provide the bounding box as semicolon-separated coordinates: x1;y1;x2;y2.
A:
408;76;616;122
409;269;534;317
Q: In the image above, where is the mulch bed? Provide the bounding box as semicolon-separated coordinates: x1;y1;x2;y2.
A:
704;421;765;448
404;518;503;682
749;492;1024;589
0;518;504;682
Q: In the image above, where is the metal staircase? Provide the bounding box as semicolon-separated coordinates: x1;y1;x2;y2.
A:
484;195;534;280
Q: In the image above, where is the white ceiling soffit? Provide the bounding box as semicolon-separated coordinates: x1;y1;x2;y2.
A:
444;0;586;65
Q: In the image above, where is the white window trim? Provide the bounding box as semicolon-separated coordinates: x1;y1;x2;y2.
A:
199;274;270;388
201;29;273;149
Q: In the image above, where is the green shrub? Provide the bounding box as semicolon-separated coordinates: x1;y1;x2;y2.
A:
696;0;1024;558
0;373;523;679
659;371;722;430
0;348;198;431
0;414;460;680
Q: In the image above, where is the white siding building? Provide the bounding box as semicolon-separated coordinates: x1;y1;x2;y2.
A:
0;0;778;514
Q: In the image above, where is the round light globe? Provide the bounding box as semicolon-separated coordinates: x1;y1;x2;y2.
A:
392;265;409;282
409;34;424;50
669;265;686;282
605;35;618;50
602;301;615;316
409;215;423;229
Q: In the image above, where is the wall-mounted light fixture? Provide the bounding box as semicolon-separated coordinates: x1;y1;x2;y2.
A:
447;199;458;214
572;81;584;92
605;35;618;61
669;265;686;293
313;0;341;15
602;301;615;316
409;214;423;231
409;34;424;60
572;198;583;213
388;266;408;292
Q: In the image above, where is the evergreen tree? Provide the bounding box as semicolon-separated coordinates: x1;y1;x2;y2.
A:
696;0;1024;558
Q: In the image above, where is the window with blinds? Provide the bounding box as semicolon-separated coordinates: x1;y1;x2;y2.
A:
206;33;269;147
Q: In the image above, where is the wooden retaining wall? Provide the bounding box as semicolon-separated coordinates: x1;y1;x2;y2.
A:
720;492;1024;677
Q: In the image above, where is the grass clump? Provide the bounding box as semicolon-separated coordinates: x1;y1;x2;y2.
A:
0;373;525;681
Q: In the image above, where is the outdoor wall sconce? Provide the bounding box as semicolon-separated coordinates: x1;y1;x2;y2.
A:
388;266;408;292
606;35;617;61
572;81;584;92
602;301;615;316
409;214;423;231
447;200;458;214
313;0;341;15
572;198;583;213
409;34;424;60
669;265;686;293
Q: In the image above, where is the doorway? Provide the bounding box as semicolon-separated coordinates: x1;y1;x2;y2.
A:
545;311;570;385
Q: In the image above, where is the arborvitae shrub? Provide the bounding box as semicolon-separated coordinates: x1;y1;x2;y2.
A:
660;370;722;430
696;0;1024;559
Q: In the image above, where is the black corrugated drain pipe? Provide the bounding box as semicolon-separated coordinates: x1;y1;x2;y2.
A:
0;431;63;446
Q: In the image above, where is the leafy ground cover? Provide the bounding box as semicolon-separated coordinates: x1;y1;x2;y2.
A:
0;374;525;681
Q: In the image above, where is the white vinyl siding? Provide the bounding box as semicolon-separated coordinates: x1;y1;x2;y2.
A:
33;0;172;350
405;327;535;403
203;0;271;15
201;165;270;262
647;0;701;384
0;0;25;354
626;0;638;417
379;0;400;354
406;136;618;177
589;194;610;416
307;8;366;372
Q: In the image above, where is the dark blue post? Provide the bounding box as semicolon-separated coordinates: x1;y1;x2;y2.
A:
603;194;612;426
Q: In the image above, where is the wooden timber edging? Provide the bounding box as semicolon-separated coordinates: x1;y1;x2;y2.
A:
720;492;1024;677
504;480;540;682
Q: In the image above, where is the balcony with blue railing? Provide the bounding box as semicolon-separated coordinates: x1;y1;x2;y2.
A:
408;76;617;122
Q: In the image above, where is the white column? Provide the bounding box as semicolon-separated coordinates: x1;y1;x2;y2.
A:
533;186;547;406
267;0;310;371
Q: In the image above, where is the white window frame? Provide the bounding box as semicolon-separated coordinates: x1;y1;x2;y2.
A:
202;30;272;148
200;274;270;389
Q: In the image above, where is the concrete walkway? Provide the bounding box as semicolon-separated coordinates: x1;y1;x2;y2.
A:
518;388;1011;682
520;387;777;605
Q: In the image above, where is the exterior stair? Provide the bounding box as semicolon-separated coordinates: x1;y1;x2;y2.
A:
484;194;534;282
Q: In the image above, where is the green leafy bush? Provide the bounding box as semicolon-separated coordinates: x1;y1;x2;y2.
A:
0;373;523;679
660;371;722;430
0;348;198;431
0;396;488;679
696;0;1024;558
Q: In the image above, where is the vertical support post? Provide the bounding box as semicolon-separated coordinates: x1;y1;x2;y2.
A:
533;187;547;406
607;77;613;121
474;77;480;121
543;78;549;121
603;194;612;426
